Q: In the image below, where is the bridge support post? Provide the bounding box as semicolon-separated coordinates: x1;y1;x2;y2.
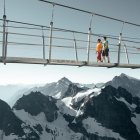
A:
87;27;92;63
73;32;78;62
2;14;7;64
49;21;53;61
123;43;129;64
42;27;45;60
117;33;122;64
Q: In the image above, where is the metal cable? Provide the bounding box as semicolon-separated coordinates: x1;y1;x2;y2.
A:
39;0;140;27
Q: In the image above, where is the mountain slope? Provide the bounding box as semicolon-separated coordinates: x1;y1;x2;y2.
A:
16;77;86;101
12;91;84;140
106;73;140;97
0;99;40;140
68;85;140;140
13;91;58;122
0;74;140;140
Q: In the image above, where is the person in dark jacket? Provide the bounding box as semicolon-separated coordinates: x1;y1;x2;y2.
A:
102;36;110;63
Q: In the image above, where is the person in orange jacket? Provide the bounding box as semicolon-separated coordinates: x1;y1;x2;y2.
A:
96;39;103;62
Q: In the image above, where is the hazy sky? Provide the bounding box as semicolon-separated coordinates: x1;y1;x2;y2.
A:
0;0;140;85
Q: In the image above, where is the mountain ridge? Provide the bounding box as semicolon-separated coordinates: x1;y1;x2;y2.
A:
0;73;140;139
106;73;140;97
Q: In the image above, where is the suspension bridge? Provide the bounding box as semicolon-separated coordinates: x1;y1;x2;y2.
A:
0;0;140;68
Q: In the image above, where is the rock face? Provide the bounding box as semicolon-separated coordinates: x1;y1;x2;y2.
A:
21;77;86;100
0;99;24;136
13;91;58;122
106;73;140;97
69;86;140;140
0;74;140;140
0;99;39;140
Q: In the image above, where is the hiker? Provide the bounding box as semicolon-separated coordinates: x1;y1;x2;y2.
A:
96;39;103;62
102;36;110;63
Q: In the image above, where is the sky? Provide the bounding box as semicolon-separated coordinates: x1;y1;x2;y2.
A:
0;0;140;85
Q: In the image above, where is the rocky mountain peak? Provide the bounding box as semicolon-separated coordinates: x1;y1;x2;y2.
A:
58;77;72;85
106;73;140;97
0;75;140;140
69;85;140;140
13;91;58;122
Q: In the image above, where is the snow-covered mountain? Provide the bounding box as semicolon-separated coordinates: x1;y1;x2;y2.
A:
0;73;140;140
0;98;40;140
6;77;104;107
106;73;140;97
9;77;87;107
24;77;86;99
